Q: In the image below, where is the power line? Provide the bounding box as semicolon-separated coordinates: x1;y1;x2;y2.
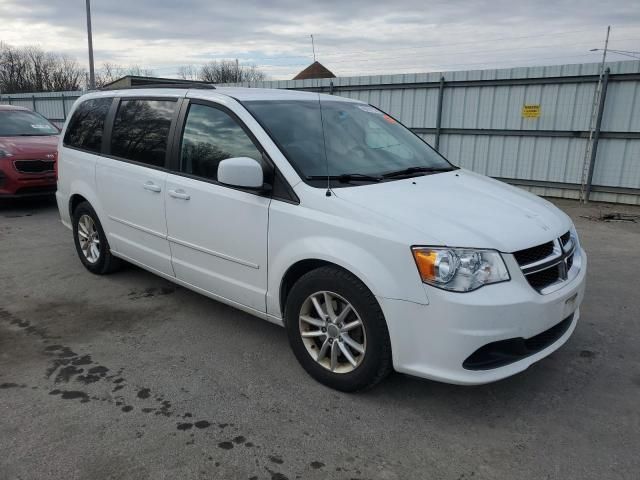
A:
154;27;597;67
112;30;640;80
315;28;600;59
291;38;640;66
313;53;607;76
250;28;597;62
140;35;640;76
279;35;640;67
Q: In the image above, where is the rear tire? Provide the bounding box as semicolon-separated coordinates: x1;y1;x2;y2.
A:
72;201;121;275
285;266;392;392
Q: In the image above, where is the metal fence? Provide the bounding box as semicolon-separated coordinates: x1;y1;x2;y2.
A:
2;60;639;204
0;90;82;128
227;60;640;205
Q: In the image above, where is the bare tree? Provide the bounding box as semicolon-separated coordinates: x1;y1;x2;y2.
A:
127;65;155;77
49;55;84;91
94;62;119;87
94;63;156;88
177;64;199;81
197;60;266;83
0;43;84;93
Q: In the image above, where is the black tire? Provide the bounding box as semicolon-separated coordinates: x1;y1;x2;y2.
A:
285;266;393;392
72;201;121;275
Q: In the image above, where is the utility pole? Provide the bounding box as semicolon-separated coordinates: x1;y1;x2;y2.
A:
579;25;610;203
236;58;239;82
311;34;316;62
85;0;95;89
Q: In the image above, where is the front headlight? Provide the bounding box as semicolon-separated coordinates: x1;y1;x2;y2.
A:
411;247;510;292
570;224;580;247
0;149;14;158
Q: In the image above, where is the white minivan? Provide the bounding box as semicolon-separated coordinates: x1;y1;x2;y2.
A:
56;85;587;391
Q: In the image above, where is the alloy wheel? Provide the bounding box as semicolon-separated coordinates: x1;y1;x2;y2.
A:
77;214;101;264
298;291;367;373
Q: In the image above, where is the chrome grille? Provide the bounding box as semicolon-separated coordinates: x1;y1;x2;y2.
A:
514;231;578;294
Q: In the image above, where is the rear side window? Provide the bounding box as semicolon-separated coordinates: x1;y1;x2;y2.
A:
180;103;262;181
63;98;112;152
110;99;176;167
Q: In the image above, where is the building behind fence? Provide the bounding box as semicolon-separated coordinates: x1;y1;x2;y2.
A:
2;60;639;205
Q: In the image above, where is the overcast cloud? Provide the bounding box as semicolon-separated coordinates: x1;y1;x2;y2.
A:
1;0;639;79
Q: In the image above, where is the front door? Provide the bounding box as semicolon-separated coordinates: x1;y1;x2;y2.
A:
165;102;270;312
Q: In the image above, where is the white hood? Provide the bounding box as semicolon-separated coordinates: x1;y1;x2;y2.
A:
332;169;572;252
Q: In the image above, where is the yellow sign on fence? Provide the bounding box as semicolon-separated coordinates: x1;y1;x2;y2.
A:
522;104;541;118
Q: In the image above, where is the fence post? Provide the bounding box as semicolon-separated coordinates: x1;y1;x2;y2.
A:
32;95;36;111
61;93;67;120
434;76;445;151
585;67;610;202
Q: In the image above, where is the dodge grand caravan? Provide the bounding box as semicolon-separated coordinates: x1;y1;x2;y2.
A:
56;85;587;391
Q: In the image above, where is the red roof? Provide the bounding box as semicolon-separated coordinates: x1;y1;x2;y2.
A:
293;61;336;80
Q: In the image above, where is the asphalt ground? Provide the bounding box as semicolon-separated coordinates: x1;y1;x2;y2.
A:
1;195;639;480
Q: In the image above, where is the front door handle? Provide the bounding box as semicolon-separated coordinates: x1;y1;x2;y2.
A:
143;181;162;193
168;189;190;200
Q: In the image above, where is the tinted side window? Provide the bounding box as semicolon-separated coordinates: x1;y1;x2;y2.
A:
180;104;262;181
63;98;112;153
110;99;176;167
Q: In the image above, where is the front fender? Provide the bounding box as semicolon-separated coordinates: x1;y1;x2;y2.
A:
267;234;428;318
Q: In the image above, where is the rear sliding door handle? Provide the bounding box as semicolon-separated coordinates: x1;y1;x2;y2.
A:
168;189;190;200
143;181;162;193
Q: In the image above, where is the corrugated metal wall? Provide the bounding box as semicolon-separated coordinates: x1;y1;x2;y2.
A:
2;61;639;204
227;60;640;205
0;90;81;128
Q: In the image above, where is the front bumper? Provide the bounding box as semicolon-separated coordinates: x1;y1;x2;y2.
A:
0;161;56;197
379;248;587;385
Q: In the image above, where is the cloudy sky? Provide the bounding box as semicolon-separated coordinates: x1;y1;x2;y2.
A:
1;0;639;79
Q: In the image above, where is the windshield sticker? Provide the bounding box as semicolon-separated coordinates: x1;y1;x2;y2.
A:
31;124;51;129
383;114;397;124
358;105;382;114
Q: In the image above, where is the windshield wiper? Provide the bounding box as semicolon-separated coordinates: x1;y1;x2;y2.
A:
306;173;382;183
381;166;456;179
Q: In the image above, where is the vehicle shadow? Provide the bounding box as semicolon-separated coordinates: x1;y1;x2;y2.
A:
125;259;575;419
363;352;578;421
0;194;57;214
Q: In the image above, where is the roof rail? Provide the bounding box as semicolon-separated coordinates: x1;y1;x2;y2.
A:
100;83;216;91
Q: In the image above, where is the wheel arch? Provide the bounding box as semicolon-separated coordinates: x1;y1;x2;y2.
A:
66;179;107;226
69;193;89;217
271;237;428;321
280;259;346;318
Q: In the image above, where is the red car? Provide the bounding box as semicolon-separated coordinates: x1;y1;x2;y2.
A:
0;105;59;197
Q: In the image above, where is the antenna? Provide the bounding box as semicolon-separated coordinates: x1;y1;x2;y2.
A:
316;82;331;197
309;34;330;195
309;36;330;196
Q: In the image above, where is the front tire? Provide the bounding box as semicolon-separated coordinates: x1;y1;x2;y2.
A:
72;201;121;275
285;266;392;392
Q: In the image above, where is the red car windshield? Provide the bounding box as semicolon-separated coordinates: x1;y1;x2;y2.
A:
0;110;58;136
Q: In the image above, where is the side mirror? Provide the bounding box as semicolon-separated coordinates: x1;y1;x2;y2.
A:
217;157;264;189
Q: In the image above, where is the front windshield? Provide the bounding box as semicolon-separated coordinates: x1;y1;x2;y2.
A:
243;99;453;183
0;110;59;136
